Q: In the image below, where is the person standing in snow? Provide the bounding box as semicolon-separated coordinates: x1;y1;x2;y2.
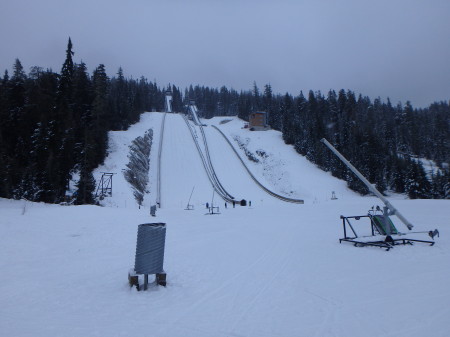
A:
206;202;209;209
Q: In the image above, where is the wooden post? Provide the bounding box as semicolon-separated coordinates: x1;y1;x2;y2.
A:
156;272;167;286
128;269;139;290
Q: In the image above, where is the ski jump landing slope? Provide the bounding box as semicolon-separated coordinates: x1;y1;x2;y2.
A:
161;113;306;209
203;125;289;206
159;113;212;209
94;112;356;210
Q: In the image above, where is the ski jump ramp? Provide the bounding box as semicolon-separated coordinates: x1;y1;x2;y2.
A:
158;113;303;208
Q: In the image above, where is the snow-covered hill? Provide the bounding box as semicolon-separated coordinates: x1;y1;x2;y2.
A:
1;112;449;337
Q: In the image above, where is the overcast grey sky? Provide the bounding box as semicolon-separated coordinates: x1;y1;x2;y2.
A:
1;0;449;107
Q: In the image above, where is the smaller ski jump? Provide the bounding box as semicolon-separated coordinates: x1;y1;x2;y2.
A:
212;125;304;204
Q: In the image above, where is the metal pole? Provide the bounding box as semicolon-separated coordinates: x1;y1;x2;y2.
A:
383;206;391;235
187;186;195;207
342;217;347;238
320;138;413;230
144;274;148;291
157;113;166;208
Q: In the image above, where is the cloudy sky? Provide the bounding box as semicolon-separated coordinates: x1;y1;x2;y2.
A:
1;0;449;107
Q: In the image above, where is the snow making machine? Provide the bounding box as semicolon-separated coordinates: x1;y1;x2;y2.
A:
320;138;439;251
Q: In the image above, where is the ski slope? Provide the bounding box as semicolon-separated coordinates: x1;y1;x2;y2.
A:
207;116;358;202
204;124;286;206
159;113;212;209
1;111;449;337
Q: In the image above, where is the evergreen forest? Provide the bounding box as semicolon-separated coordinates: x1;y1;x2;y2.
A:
0;39;448;204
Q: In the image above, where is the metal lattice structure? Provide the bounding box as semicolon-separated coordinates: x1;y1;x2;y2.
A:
95;172;115;198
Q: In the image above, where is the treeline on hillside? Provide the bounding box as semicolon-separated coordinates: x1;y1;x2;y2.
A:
0;40;448;203
0;39;177;204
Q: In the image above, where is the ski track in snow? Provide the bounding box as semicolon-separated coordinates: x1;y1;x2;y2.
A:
1;112;449;337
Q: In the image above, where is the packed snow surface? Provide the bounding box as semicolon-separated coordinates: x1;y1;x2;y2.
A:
1;112;449;337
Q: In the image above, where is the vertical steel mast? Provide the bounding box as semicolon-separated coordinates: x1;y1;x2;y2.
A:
321;138;414;230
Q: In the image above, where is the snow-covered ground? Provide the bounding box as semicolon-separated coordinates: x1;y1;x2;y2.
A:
1;112;449;337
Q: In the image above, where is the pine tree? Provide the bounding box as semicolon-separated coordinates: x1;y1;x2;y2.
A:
91;64;109;166
5;60;26;150
52;38;77;202
171;85;183;113
10;59;26;108
75;165;96;204
405;160;431;199
251;81;261;111
281;93;295;144
237;92;251;121
59;38;74;100
262;84;273;126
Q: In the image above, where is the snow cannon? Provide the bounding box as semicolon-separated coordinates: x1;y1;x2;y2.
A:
338;207;438;251
320;138;440;250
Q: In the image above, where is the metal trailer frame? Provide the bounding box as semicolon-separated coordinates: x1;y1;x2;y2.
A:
339;214;436;251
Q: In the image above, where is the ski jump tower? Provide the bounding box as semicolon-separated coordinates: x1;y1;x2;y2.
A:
165;90;173;113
